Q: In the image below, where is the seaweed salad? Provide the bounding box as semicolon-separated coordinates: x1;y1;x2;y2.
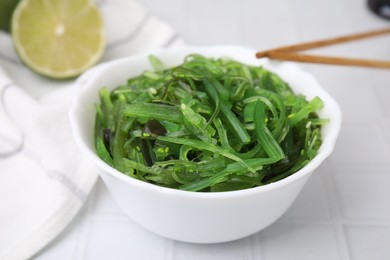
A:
94;55;327;192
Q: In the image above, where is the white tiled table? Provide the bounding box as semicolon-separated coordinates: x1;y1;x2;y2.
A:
35;0;390;259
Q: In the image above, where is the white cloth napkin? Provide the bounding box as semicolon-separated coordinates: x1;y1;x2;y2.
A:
0;1;182;259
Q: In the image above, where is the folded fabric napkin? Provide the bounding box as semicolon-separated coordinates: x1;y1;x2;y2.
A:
0;1;182;259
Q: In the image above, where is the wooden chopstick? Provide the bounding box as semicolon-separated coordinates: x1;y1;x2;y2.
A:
256;28;390;69
265;52;390;69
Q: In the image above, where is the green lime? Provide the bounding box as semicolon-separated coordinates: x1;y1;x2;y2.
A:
11;0;105;79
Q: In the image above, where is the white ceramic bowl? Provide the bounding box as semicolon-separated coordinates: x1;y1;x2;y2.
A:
69;46;341;244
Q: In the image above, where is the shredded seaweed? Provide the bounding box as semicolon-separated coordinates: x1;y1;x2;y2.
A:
94;55;326;192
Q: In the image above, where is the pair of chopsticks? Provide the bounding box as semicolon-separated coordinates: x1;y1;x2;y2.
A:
256;28;390;69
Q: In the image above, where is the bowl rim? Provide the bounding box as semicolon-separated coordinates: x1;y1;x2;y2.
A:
69;45;342;199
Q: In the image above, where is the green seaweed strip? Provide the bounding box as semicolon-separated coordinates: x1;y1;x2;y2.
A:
254;101;285;160
96;137;114;167
288;97;324;126
122;103;184;123
157;136;254;172
180;158;279;191
204;79;251;144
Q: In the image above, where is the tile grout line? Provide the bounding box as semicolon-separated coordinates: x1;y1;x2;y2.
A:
249;234;260;260
371;81;389;120
335;223;352;260
73;185;100;260
379;120;390;156
163;239;175;260
73;215;92;260
320;163;351;260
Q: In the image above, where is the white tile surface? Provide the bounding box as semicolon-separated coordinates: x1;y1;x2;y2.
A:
173;237;254;260
81;216;168;260
374;83;390;118
33;216;84;260
333;167;390;219
242;16;299;50
329;124;390;165
341;0;374;18
344;225;390;260
282;171;330;219
256;223;342;260
295;16;353;42
241;0;293;17
89;179;124;215
326;85;385;123
31;0;390;259
186;0;244;45
291;0;345;19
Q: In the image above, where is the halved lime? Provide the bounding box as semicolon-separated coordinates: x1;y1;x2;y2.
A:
11;0;105;79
